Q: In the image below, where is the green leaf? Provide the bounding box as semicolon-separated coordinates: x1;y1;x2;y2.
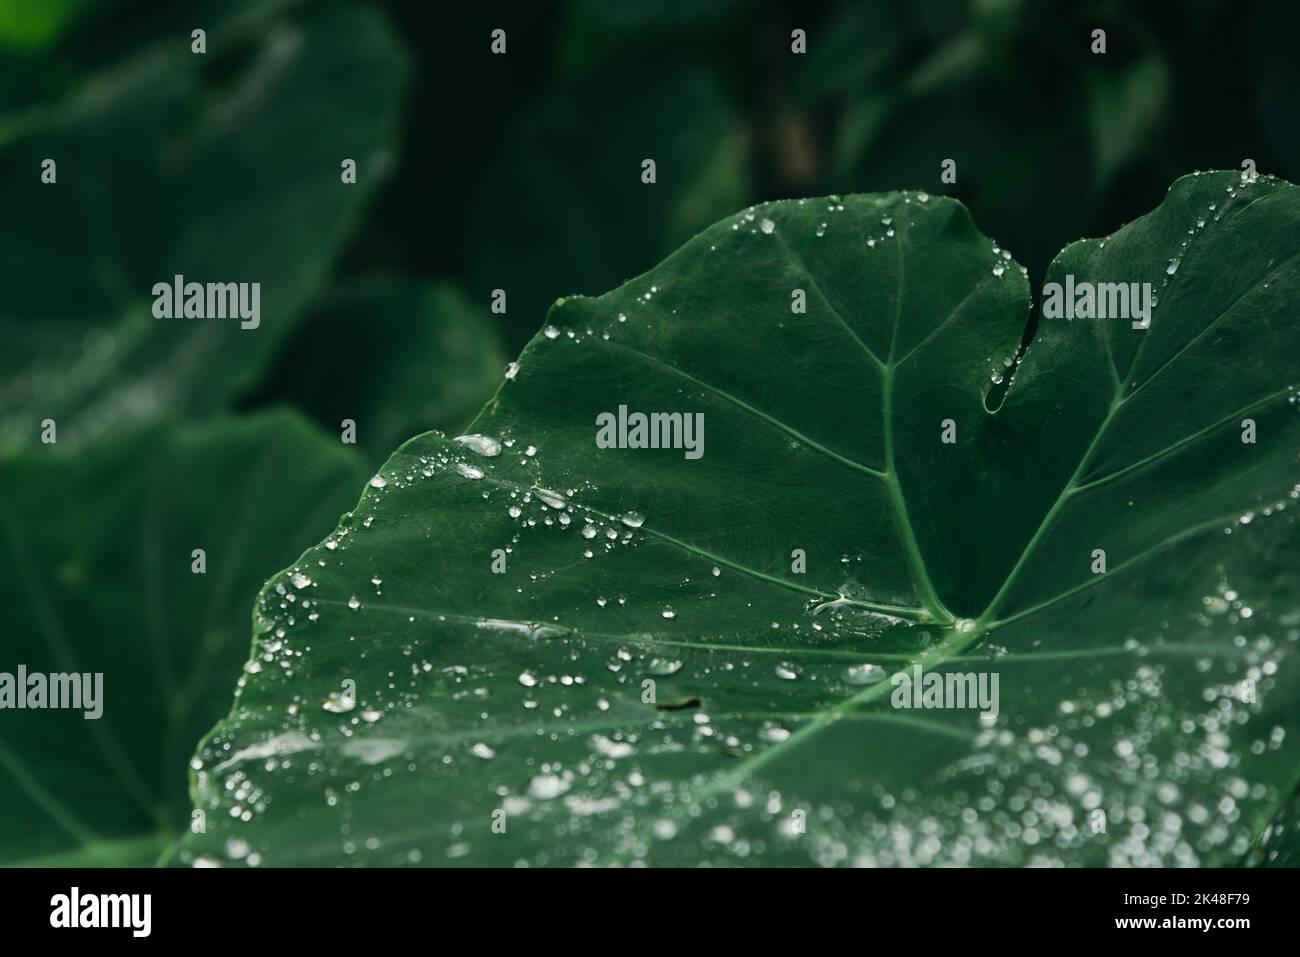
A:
245;279;508;463
0;411;368;865
0;3;407;447
181;172;1300;866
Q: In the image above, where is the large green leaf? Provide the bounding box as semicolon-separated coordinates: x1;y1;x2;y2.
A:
0;2;407;447
0;411;367;865
181;172;1300;866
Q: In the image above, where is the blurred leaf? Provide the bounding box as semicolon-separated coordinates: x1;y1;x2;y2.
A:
557;0;759;83
181;173;1298;866
564;0;753;35
0;0;97;51
0;2;407;447
1088;53;1170;191
469;69;750;342
791;1;904;108
0;411;368;865
248;279;508;461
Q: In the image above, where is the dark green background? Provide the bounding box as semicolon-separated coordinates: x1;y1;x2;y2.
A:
7;0;1297;362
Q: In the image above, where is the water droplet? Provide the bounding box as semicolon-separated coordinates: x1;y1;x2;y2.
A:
811;596;853;615
454;434;502;457
456;463;484;480
368;475;387;489
760;218;775;234
535;487;566;509
653;819;678;840
844;663;886;685
527;774;571;800
592;735;633;758
621;511;645;528
322;688;356;713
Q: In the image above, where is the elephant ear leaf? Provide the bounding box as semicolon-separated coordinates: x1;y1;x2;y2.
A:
180;172;1300;866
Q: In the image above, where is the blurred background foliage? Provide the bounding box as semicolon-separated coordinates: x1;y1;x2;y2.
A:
0;0;1296;862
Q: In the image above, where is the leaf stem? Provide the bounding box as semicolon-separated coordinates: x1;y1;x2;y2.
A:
882;366;953;624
